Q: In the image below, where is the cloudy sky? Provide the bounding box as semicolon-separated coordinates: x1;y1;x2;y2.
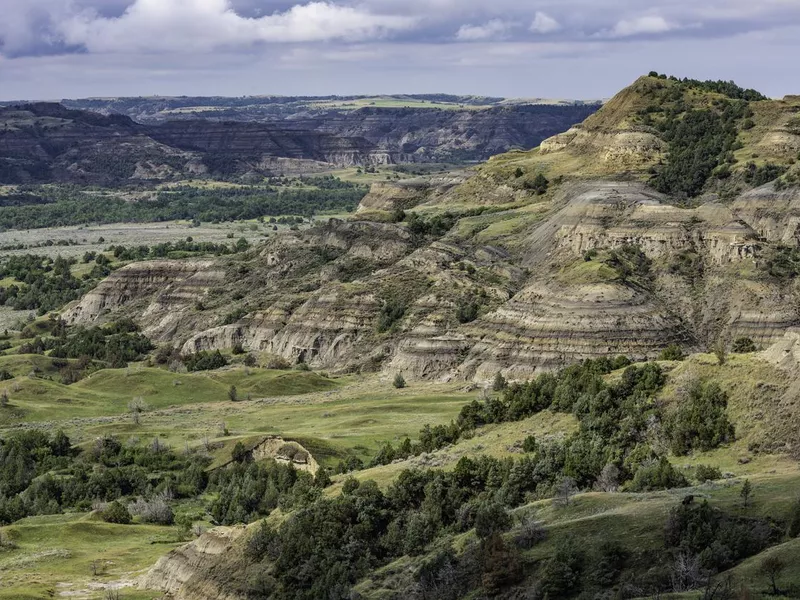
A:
1;0;799;100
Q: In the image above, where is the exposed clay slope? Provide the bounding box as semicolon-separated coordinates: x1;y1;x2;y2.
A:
63;260;225;342
58;78;800;382
61;179;800;382
139;526;248;600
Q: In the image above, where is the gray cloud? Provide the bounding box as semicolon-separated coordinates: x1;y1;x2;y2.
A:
1;0;799;99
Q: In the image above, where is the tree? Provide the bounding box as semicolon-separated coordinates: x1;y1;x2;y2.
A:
0;390;7;408
314;467;332;489
474;501;512;539
492;372;507;392
243;353;257;367
480;533;522;595
393;373;407;389
595;463;620;492
554;476;578;507
514;515;546;549
231;442;250;464
228;385;238;402
788;498;800;538
760;555;785;595
714;341;727;366
740;479;752;509
128;396;147;425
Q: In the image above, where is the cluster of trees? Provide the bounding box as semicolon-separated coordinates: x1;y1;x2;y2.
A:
646;73;767;101
405;212;460;238
209;459;324;525
0;255;97;313
666;381;735;455
650;100;749;198
0;184;367;229
665;500;778;578
239;460;788;599
183;350;228;372
0;430;209;524
370;358;734;496
603;245;653;285
765;245;800;280
743;162;788;187
21;319;154;370
105;237;249;261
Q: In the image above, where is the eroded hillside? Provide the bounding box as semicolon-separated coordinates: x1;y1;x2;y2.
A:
61;76;800;383
0;102;598;183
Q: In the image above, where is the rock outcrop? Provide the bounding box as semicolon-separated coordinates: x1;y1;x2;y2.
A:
63;260;225;341
139;526;247;600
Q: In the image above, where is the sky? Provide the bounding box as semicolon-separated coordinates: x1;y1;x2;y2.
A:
1;0;799;101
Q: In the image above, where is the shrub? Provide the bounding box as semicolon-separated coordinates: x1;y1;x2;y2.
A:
231;442;250;464
456;298;480;324
522;435;538;453
524;173;549;194
264;355;289;369
628;457;688;492
377;297;407;332
714;341;727;365
228;385;238;402
694;464;722;482
659;344;685;361
731;337;756;353
393;373;407;389
102;501;132;524
128;493;174;525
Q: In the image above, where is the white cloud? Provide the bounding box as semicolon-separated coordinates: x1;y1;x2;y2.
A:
456;19;511;41
609;15;676;37
530;12;560;34
58;0;417;53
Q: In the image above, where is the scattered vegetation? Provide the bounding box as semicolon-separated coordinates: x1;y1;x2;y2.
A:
0;255;99;313
0;181;367;229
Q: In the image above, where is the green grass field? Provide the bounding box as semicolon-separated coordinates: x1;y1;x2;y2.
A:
0;512;182;599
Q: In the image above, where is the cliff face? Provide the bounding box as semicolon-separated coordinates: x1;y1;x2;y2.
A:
0;102;597;183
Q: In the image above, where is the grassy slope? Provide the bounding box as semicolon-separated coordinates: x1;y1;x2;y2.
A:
1;353;799;598
445;76;800;209
0;512;181;600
